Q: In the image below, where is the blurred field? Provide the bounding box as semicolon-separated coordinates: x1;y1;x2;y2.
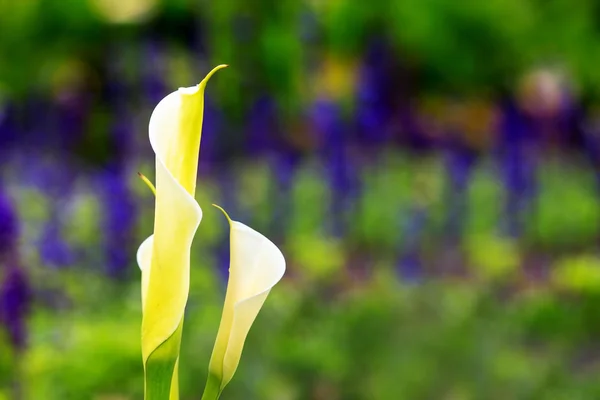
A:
2;1;600;399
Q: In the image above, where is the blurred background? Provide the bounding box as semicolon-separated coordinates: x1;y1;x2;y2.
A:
2;0;600;399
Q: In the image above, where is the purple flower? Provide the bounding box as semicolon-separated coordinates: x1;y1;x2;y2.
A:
0;102;19;159
13;154;77;201
311;99;349;192
443;135;478;238
311;99;353;236
247;95;277;156
106;72;134;168
198;99;223;176
215;242;230;283
21;97;52;148
497;100;539;237
312;99;344;149
217;167;244;223
269;149;301;238
580;108;600;192
98;169;137;278
0;265;31;350
142;39;168;105
0;186;18;260
38;219;75;268
397;104;436;152
51;91;89;154
396;252;422;283
106;44;131;106
355;40;396;147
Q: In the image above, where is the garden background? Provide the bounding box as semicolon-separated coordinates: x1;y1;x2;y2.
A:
2;0;600;399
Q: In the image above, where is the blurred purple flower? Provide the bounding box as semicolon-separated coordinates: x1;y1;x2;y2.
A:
0;265;31;350
397;104;436;152
0;102;19;160
247;95;277;156
217;167;244;223
19;158;76;200
21;97;51;148
497;100;539;237
311;99;355;236
106;44;132;105
143;39;168;105
247;94;298;236
17;92;88;157
270;149;301;238
52;92;90;154
198;99;223;176
106;63;135;166
215;242;230;283
312;99;343;149
38;218;75;268
397;252;422;283
397;206;428;281
98;169;136;278
402;205;428;248
87;54;139;277
444;135;478;239
355;41;396;147
580;111;600;192
565;104;600;194
0;186;18;261
108;118;135;170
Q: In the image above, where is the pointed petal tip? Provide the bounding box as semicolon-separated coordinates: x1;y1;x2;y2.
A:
199;64;228;87
178;65;228;96
212;203;232;225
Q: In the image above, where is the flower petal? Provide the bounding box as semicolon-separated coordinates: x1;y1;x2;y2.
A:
137;66;226;399
141;89;203;363
206;213;286;394
136;234;153;308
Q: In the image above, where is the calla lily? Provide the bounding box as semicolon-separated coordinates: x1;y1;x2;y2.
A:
136;65;226;400
202;205;286;400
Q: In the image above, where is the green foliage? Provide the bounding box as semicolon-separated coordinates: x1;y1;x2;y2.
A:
528;160;600;251
2;155;600;398
3;0;600;104
13;270;600;399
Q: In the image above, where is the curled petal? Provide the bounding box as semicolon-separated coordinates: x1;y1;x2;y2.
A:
137;65;226;399
204;206;286;397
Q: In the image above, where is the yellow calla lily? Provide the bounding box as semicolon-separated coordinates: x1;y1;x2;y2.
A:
202;205;286;400
136;65;226;400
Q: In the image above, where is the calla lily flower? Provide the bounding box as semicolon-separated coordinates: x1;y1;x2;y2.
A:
202;205;286;400
136;65;226;400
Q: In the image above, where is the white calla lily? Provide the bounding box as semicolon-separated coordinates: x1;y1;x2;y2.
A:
136;65;226;400
202;205;286;400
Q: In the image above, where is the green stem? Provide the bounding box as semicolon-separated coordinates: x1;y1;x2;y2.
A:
200;373;222;400
144;320;184;400
169;359;180;400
